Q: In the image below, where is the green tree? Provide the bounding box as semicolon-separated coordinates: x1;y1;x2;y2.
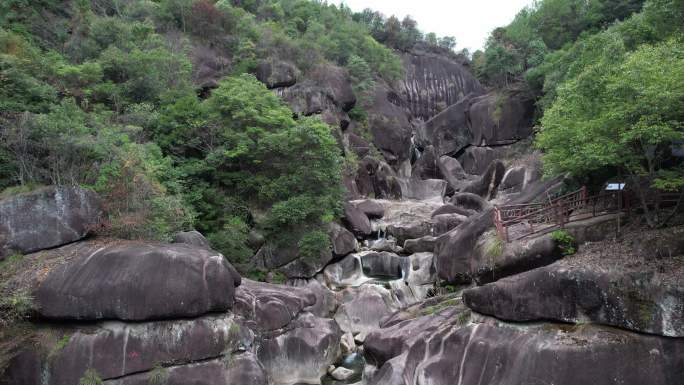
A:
537;39;684;227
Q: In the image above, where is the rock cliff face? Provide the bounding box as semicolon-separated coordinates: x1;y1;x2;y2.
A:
399;50;484;121
3;43;684;385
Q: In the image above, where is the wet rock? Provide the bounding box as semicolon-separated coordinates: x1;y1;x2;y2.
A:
401;178;446;201
461;159;506;199
431;213;467;236
463;261;684;337
360;251;408;279
291;278;337;318
35;241;241;321
255;60;297;88
172;230;212;249
343;202;372;236
411;146;441;180
234;280;315;332
328;222;357;257
353;199;385;219
5;314;250;385
387;222;432;245
500;166;526;192
257;313;341;385
403;236;436;254
335;285;395;335
0;186;103;257
369;316;684;385
322;254;364;289
105;353;267;385
448;192;491;212
431;203;475;218
406;252;436;286
330;366;355;381
438;155;469;192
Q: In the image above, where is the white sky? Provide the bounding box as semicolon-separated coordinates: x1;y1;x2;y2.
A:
336;0;535;52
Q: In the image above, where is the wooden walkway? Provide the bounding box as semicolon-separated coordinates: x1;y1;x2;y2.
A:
494;186;683;242
494;187;621;242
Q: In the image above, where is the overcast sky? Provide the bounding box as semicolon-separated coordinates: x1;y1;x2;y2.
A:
336;0;534;52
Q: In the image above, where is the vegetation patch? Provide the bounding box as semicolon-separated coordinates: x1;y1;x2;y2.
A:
78;368;103;385
551;230;576;256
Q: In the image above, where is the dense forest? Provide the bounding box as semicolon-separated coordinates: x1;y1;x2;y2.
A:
473;0;683;226
1;0;682;276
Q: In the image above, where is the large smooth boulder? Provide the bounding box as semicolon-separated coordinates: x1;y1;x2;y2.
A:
328;222;357;257
257;313;341;385
431;213;467;236
0;186;102;257
411;146;441;180
461;159;506;199
460;146;498;175
368;315;684;385
360;251;407;279
334;285;396;335
463;261;684;337
34;242;241;321
353;199;385;219
255;60;297;88
402;236;436;254
468;91;534;146
368;84;412;165
173;230;212;249
343;202;372;236
435;209;494;283
416;97;472;156
472;231;561;284
4;314;251;385
235;280;315;332
400;178;446;200
499;166;526;192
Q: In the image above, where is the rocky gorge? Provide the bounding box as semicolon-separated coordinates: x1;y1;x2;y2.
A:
1;41;682;385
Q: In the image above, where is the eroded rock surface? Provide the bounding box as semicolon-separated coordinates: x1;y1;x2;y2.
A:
0;186;102;258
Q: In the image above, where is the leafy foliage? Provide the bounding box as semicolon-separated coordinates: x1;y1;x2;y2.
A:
551;230;577;255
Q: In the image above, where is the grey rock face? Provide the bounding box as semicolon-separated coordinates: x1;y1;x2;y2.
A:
500;165;526;192
353;199;386;219
431;213;467;236
0;186;103;257
235;279;316;332
460;146;498;175
472;232;561;284
343;202;372;236
35;241;241;321
255;60;297;88
461;159;506;199
360;251;407;279
5;314;251;385
257;313;341;385
328;222;357;257
463;262;684;337
402;236;436;254
468;91;534;146
105;354;267;385
399;52;484;120
435;209;494;283
416;97;472;156
368;84;412;165
368;314;684;385
172;230;212;249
